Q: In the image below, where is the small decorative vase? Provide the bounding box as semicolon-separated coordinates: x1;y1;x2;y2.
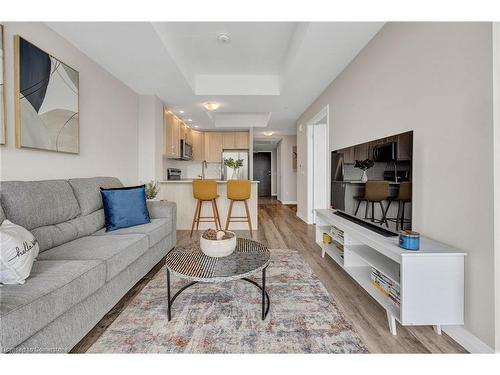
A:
361;170;368;182
231;168;239;180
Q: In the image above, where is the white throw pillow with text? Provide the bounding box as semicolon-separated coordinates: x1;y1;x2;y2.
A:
0;220;39;285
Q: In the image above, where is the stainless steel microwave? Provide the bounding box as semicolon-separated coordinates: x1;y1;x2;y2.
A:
373;142;397;162
180;139;193;160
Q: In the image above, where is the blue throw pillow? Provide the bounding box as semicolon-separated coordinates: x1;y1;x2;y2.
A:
100;185;150;232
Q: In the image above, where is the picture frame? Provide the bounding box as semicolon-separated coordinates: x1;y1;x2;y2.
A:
14;35;79;154
0;25;6;145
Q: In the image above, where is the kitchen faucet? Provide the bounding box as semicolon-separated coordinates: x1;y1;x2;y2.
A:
202;160;208;179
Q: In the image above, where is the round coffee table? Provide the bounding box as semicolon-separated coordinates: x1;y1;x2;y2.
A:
165;238;271;321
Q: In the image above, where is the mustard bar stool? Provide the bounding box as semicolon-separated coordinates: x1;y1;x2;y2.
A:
353;181;390;227
190;179;222;237
225;180;253;238
383;182;412;230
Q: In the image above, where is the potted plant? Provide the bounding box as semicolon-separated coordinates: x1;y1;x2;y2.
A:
354;159;374;182
223;157;244;179
144;180;160;201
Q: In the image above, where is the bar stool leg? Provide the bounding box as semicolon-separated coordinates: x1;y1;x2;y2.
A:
244;199;253;238
210;200;220;230
364;201;369;219
225;200;234;231
371;201;375;222
383;200;392;226
379;202;388;228
396;201;401;231
190;199;201;237
196;201;203;232
354;200;362;216
213;199;222;230
401;202;406;230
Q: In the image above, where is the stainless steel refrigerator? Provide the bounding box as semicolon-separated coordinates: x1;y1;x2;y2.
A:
331;152;346;210
221;149;250;180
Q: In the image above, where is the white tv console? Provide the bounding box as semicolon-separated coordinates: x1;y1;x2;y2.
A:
315;209;466;335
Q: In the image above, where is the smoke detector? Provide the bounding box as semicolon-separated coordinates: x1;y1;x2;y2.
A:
217;32;231;44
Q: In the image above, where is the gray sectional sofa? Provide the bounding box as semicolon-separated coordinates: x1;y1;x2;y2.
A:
0;177;176;353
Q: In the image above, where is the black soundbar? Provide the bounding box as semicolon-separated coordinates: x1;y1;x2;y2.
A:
333;211;398;237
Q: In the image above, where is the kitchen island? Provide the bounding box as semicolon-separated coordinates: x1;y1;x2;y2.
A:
159;180;259;230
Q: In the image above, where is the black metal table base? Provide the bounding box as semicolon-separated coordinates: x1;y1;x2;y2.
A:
166;267;270;321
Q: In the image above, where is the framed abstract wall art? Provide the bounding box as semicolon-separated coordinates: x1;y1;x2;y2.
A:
0;25;5;145
14;35;79;153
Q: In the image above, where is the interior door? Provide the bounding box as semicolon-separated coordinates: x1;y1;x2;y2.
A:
253;152;272;196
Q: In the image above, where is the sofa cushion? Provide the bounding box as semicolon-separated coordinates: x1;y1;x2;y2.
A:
31;209;105;252
146;200;176;221
0;259;105;352
0;180;80;230
38;234;148;282
68;177;123;216
93;218;172;247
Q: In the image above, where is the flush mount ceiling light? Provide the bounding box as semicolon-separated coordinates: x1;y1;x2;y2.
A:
217;32;231;44
263;131;274;136
178;110;184;114
203;102;220;111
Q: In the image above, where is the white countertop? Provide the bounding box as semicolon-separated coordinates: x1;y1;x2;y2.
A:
160;180;259;184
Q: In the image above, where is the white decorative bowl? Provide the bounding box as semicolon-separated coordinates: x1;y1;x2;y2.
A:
200;232;237;258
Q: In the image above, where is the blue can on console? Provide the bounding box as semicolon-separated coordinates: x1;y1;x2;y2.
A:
399;230;420;250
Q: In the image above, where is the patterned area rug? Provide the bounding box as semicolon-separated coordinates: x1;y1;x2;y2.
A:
88;249;368;353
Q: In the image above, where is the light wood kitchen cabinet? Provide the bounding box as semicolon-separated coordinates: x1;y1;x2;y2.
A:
234;132;250;148
164;110;181;158
396;132;412;161
204;132;223;162
191;130;204;161
179;122;190;141
222;133;236;149
353;142;369;161
338;147;355;164
222;131;249;149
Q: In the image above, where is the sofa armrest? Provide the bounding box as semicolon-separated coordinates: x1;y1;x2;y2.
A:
147;200;177;221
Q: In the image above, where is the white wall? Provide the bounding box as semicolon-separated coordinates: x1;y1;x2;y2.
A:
138;95;163;183
297;22;495;351
0;22;139;185
493;22;500;353
278;135;297;203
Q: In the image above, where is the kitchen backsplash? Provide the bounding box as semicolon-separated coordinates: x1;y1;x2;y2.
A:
344;161;411;181
163;158;222;180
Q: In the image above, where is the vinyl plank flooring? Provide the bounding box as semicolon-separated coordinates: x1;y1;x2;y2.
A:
72;196;466;353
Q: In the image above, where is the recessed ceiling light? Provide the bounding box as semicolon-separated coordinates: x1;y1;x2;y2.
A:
194;125;199;128
179;110;184;114
217;32;231;44
203;102;220;111
263;131;274;136
187;119;193;122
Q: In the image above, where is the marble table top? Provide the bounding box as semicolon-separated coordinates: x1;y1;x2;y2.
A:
165;238;270;282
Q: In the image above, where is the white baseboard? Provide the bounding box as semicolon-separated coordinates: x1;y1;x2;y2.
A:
442;325;494;353
296;211;309;224
279;200;297;204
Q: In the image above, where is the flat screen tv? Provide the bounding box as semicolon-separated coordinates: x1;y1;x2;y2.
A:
331;131;413;233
